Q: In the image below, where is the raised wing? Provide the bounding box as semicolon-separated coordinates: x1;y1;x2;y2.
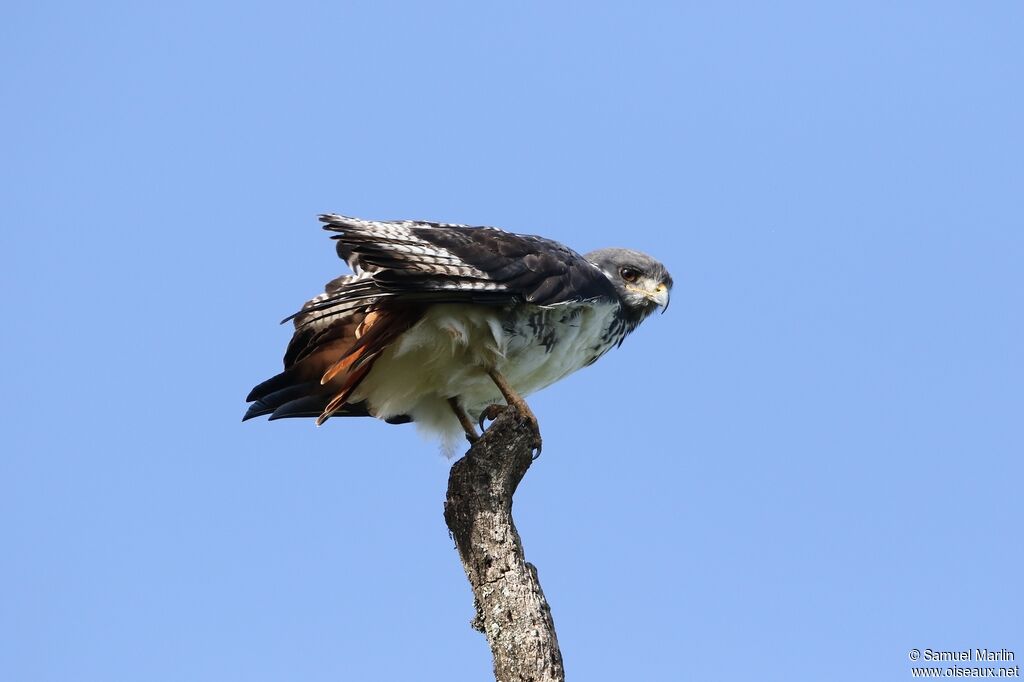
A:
319;213;618;307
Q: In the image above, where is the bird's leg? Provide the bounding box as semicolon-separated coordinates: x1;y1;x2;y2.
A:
485;367;542;456
448;397;480;444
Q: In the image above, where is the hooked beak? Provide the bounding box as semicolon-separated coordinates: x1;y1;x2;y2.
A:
649;282;670;313
628;280;670;313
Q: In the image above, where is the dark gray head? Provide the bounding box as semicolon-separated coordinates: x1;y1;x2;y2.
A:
585;248;673;319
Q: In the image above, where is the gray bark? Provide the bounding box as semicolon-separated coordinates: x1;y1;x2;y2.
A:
444;406;565;682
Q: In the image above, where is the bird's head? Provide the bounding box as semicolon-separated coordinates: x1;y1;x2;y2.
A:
586;248;673;319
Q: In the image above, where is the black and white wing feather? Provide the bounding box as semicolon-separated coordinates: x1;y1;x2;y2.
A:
318;214;618;307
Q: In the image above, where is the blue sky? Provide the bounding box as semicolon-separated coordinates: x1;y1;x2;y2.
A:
2;2;1021;680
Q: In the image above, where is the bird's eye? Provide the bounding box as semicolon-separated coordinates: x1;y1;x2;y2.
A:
620;267;641;283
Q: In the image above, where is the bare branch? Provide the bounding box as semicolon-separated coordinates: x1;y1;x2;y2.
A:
444;407;565;682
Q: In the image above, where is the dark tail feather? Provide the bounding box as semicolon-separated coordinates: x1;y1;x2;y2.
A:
243;370;392;423
245;367;306;404
245;351;415;424
270;396;368;420
243;382;317;421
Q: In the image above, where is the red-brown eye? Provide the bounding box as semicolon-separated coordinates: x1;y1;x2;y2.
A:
620;267;641;283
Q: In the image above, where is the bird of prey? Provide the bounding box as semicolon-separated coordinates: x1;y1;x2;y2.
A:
244;214;672;453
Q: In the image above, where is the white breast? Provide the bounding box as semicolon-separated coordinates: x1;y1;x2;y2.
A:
350;301;623;451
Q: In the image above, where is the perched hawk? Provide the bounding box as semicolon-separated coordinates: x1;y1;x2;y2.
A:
244;214;672;452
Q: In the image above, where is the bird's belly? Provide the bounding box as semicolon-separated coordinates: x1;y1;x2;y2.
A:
351;301;621;445
488;308;618;403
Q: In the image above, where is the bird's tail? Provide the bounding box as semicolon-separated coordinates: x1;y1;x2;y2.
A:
243;368;353;421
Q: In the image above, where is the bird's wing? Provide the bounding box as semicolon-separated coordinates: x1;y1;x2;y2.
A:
316;213;618;308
